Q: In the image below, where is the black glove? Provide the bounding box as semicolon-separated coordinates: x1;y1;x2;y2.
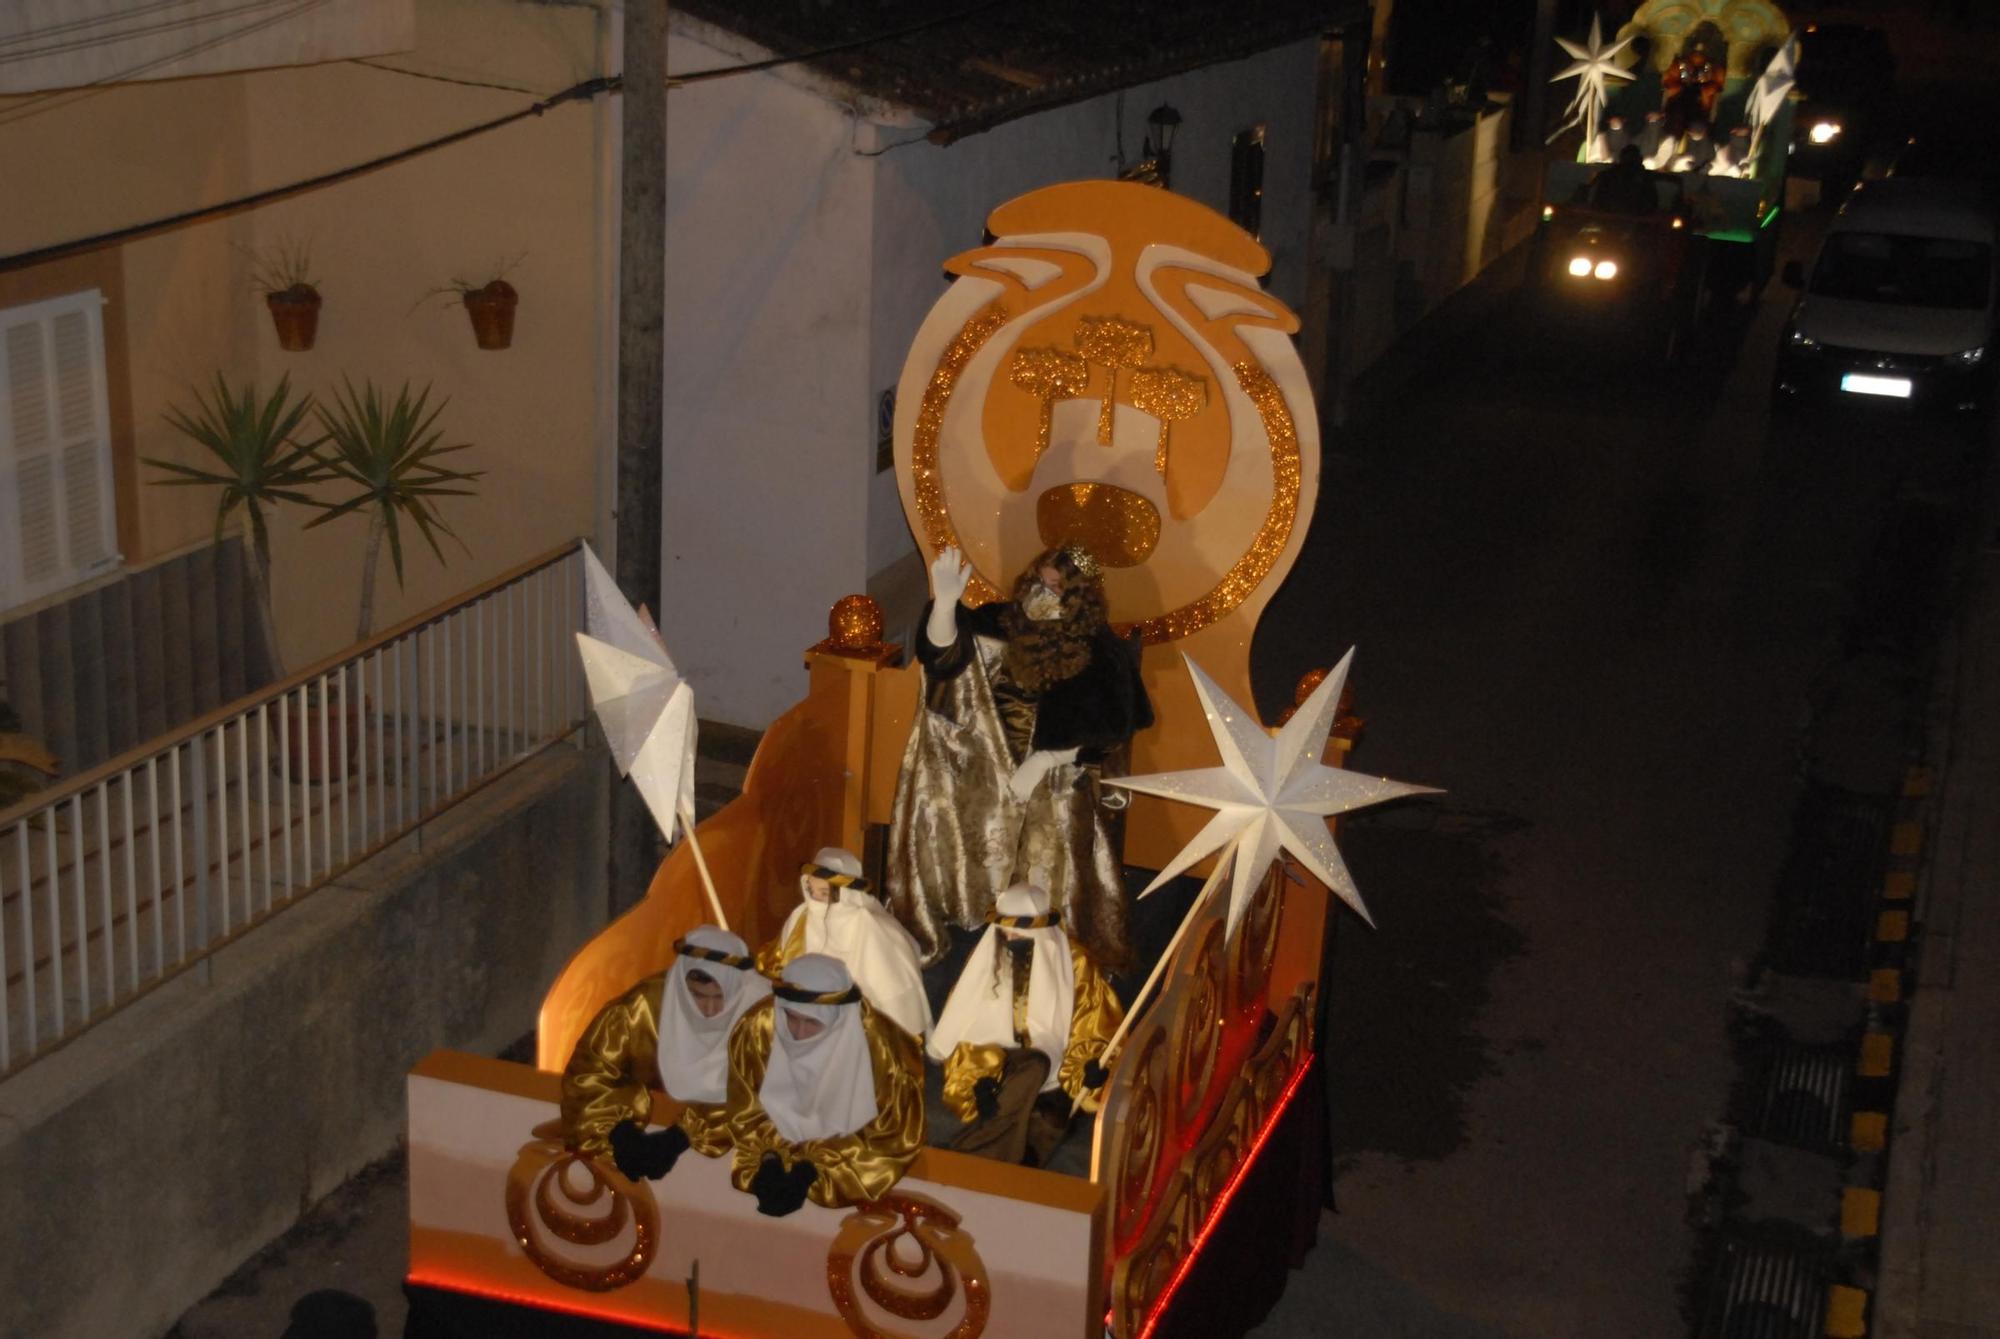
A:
753;1156;817;1217
1082;1058;1110;1091
973;1076;1001;1120
608;1120;691;1181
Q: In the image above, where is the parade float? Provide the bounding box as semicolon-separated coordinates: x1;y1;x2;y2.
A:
1536;0;1800;321
401;179;1430;1338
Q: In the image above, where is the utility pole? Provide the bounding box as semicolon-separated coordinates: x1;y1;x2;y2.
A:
611;0;667;917
1524;0;1559;148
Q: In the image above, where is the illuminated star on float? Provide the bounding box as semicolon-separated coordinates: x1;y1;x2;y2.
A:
575;541;697;844
1551;14;1636;148
1107;651;1439;936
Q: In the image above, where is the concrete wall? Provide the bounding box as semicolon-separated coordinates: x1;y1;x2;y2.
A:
0;744;607;1339
0;0;610;674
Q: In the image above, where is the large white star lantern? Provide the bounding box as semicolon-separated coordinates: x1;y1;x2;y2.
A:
575;542;698;845
1109;652;1438;937
1551;14;1636;149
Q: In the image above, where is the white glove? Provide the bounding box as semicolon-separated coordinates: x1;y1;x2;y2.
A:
1007;747;1079;803
925;548;972;648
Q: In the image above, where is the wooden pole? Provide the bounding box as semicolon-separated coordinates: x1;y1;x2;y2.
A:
678;802;728;933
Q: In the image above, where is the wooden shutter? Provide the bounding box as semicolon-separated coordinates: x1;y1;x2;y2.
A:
1;289;118;610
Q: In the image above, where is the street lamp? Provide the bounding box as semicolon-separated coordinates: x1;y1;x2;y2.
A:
1146;103;1182;188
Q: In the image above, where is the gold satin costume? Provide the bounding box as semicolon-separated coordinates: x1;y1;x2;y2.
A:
886;625;1134;970
754;920;806;980
938;939;1124;1122
724;997;925;1208
559;973;731;1159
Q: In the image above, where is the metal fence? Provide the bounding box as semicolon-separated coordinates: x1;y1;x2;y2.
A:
0;540;587;1076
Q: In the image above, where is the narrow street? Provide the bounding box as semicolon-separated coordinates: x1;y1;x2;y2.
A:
1248;176;1985;1334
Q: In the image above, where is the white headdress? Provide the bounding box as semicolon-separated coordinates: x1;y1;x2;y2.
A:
785;851;934;1040
759;954;879;1144
656;925;769;1105
926;884;1075;1093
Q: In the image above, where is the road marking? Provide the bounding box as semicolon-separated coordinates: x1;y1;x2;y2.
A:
1876;910;1910;944
1859;1033;1894;1079
1868;969;1902;1005
1850;1111;1888;1152
1825;1283;1869;1337
1882;871;1915;901
1841;1187;1881;1239
1890;821;1923;856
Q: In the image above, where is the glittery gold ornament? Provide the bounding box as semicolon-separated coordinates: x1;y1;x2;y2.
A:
1075;316;1155;445
1129;365;1207;475
1036;482;1161;568
827;594;886;652
1294;667;1329;706
1008;346;1089;459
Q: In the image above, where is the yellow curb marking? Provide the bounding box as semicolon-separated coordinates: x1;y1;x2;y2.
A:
1877;910;1910;943
1883;871;1915;901
1901;767;1931;798
1891;821;1923;856
1868;969;1902;1004
1841;1187;1882;1239
1851;1111;1888;1152
1826;1284;1869;1337
1860;1033;1895;1078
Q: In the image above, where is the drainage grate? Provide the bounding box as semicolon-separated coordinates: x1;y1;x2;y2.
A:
1752;1045;1851;1152
1763;785;1892;980
1696;1239;1829;1339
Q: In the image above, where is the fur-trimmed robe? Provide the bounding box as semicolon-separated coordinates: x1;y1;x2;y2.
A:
884;599;1152;970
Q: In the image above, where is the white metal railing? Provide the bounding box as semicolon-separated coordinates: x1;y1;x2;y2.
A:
0;540;588;1076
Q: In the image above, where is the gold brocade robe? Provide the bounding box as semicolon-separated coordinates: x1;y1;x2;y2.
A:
886;619;1135;971
559;974;731;1160
939;939;1125;1122
753;917;806;980
724;998;925;1209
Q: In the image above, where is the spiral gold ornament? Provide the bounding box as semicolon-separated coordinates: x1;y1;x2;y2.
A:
826;1192;991;1338
504;1120;659;1292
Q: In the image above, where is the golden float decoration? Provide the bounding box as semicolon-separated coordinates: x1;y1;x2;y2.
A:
826;1191;991;1338
504;1120;659;1292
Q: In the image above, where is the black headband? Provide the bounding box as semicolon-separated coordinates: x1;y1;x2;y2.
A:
802;862;871;894
988;909;1061;930
674;938;754;971
773;981;863;1006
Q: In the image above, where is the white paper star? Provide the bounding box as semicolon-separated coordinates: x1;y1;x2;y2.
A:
1552;15;1636;149
1107;651;1439;935
575;542;698;845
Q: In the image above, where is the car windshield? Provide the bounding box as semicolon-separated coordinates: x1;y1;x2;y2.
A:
1809;232;1991;309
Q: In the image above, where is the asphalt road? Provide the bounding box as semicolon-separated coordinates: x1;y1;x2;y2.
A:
1245;180;1988;1337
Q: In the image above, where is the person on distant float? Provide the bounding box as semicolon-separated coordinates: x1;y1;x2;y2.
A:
1712;125;1753;177
1590;113;1632;165
756;847;932;1041
928;883;1123;1167
1638;110;1669;168
560;925;771;1180
886;545;1153;972
1672;120;1718;174
1590;144;1658;214
1663;42;1725;136
725;953;924;1216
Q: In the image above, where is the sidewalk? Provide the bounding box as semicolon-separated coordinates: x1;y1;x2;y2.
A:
1875;467;2000;1338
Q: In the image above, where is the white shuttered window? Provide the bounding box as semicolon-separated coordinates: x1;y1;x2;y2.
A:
1;289;119;611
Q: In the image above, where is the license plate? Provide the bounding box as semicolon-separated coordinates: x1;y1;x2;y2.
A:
1841;373;1913;399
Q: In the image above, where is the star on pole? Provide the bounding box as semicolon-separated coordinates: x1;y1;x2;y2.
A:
1107;651;1439;936
1551;14;1636;150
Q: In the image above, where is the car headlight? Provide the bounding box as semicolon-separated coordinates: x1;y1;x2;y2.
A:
1948;346;1986;368
1568;256;1593;277
1785;327;1819;350
1808;120;1842;145
1593;260;1618;281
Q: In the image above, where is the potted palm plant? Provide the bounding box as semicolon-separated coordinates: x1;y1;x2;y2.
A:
149;373;329;680
309;377;483;643
245;239;322;352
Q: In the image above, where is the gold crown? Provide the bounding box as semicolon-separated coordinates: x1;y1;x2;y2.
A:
1061;544;1102;579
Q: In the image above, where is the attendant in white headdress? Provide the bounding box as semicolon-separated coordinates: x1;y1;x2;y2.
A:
756;848;933;1041
560;925;771;1179
725;954;924;1215
928;883;1123;1166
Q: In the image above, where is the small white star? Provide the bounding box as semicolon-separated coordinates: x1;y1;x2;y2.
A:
1108;651;1439;936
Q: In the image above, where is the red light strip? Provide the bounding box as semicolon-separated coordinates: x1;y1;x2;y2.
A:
404;1267;759;1338
1131;1056;1316;1339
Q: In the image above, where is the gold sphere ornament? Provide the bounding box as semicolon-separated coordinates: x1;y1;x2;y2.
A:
1293;667;1329;707
828;595;885;652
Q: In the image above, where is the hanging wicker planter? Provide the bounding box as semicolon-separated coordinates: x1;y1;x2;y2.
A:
265;285;322;352
461;280;518;350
